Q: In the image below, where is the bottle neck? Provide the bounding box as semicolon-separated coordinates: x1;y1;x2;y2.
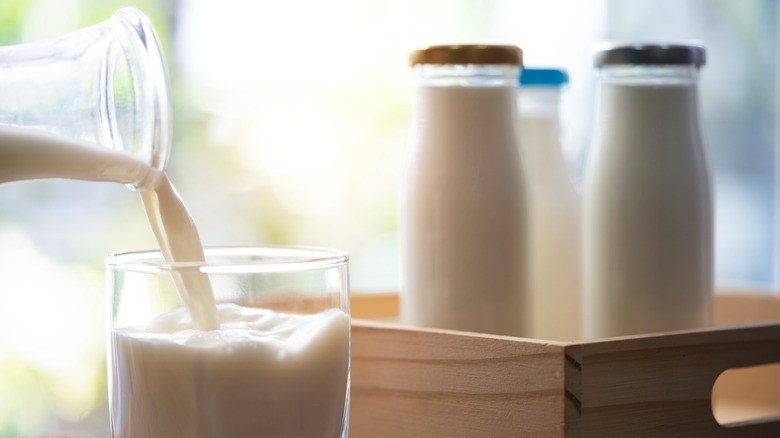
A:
518;86;573;190
598;64;700;85
519;86;561;118
594;65;704;153
414;64;520;87
596;65;702;119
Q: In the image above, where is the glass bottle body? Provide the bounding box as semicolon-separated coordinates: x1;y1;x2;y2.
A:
401;64;529;336
583;65;714;338
520;83;581;341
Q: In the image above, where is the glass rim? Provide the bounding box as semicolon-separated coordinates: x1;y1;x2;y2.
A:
414;64;520;87
598;64;700;86
110;6;172;191
106;245;350;273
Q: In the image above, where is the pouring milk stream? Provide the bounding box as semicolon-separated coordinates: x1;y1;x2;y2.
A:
0;104;348;438
0;7;349;438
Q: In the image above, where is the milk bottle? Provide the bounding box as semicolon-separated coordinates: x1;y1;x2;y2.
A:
400;45;529;337
583;44;713;338
519;68;581;341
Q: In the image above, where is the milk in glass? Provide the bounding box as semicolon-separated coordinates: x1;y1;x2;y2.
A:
112;305;349;438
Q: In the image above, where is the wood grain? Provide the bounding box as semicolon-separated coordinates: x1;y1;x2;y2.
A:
351;319;566;437
565;322;780;437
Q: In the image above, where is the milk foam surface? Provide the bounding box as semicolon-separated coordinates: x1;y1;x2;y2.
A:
112;304;350;438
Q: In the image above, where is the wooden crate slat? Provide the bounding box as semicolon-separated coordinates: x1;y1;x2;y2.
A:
351;320;566;437
567;322;780;437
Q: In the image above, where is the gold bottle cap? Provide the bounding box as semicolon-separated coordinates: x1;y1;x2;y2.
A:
410;44;523;66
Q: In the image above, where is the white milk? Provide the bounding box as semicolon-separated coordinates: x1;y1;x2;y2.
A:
583;76;713;338
519;86;581;341
0;125;155;187
111;304;350;438
401;82;528;337
139;175;219;331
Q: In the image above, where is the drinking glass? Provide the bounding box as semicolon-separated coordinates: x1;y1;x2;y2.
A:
106;246;351;438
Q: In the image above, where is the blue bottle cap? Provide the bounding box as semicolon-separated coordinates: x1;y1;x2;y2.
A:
519;68;569;86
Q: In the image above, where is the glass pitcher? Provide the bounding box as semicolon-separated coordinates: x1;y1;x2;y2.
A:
0;7;170;191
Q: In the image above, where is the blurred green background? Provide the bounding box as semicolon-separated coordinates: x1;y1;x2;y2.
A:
0;0;777;436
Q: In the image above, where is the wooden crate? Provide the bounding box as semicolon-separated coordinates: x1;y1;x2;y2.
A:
350;292;780;437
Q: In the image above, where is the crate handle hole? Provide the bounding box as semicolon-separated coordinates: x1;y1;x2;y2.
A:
712;362;780;426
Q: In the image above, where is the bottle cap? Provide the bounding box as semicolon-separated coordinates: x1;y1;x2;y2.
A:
519;68;568;86
594;43;706;66
410;44;523;66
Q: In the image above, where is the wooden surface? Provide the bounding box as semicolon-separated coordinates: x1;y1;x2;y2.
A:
351;319;566;437
711;292;780;426
714;292;780;326
350;292;399;320
350;292;780;437
566;322;780;437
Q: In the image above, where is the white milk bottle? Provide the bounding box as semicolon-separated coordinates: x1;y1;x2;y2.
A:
401;45;529;337
583;44;714;338
519;68;581;341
